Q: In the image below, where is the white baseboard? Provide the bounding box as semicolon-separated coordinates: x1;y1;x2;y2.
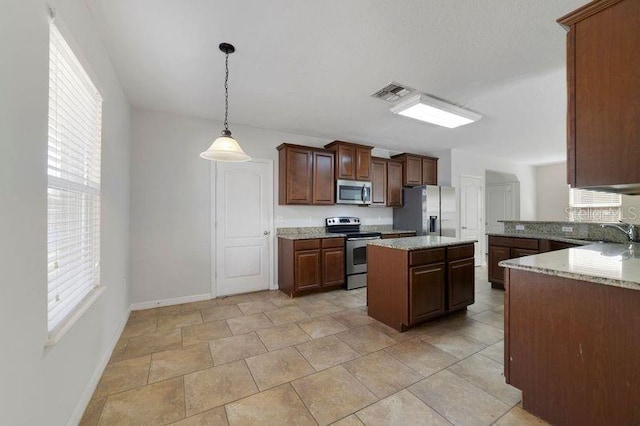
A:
66;306;130;426
130;293;213;311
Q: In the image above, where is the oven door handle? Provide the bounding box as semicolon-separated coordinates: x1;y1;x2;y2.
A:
347;236;380;241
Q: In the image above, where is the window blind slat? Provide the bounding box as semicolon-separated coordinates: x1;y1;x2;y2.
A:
47;23;102;334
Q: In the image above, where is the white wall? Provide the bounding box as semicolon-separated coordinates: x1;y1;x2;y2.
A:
440;149;537;261
451;148;536;221
0;1;131;425
130;109;393;304
535;162;640;224
535;162;569;221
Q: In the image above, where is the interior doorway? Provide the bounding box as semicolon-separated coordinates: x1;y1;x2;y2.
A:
485;170;520;252
460;175;484;266
211;159;274;297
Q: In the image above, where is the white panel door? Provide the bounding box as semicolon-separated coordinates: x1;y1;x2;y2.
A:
214;159;273;296
486;183;517;235
460;175;484;266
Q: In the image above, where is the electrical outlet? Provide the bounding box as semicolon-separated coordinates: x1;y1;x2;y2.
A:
515;224;525;231
562;226;573;232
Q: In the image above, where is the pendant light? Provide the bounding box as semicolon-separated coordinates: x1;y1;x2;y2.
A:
200;43;251;162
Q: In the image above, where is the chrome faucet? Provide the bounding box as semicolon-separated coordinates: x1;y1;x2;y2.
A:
600;222;640;243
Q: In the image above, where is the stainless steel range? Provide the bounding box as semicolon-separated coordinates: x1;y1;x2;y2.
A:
326;217;381;290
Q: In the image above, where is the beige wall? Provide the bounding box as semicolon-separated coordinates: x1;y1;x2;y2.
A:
535;163;569;221
535;162;640;223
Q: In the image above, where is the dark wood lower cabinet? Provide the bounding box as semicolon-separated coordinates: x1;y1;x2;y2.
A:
294;250;322;291
447;258;475;311
409;263;446;324
278;237;345;297
368;243;475;331
322;247;345;287
505;268;640;425
489;235;581;289
488;245;511;288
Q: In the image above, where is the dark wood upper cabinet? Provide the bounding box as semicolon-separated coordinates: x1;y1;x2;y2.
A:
387;160;403;207
356;147;372;180
324;141;373;181
558;0;640;194
391;153;438;187
370;157;387;206
278;145;313;204
422;158;438;186
312;151;335;205
278;144;335;205
405;156;422;186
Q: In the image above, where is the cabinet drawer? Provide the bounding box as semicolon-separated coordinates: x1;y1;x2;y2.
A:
448;244;474;261
322;237;344;248
489;236;538;250
409;248;446;266
295;239;321;250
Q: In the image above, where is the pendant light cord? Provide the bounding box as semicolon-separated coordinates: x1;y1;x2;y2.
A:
224;52;230;131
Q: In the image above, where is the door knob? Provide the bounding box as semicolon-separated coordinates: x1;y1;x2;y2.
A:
263;231;270;235
462;226;467;230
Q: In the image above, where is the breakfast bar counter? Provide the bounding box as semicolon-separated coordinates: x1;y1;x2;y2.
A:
501;243;640;425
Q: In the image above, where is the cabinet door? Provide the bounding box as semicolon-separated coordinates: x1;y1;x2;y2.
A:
285;147;313;204
448;258;475;311
313;151;335;205
409;263;446;324
356;148;372;181
421;158;438;185
336;145;356;180
294;249;322;291
322;247;345;287
488;245;511;287
404;156;422;186
568;0;640;189
370;158;387;206
510;248;538;258
387;161;403;207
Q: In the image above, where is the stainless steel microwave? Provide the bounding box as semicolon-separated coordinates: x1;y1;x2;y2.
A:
336;179;371;205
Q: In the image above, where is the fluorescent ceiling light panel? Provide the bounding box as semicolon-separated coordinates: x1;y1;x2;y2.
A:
390;94;481;128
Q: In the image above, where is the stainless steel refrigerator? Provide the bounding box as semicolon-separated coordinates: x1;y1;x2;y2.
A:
393;186;457;237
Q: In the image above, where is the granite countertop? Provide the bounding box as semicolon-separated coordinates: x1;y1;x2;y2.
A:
368;236;477;251
277;232;346;240
500;242;640;291
487;232;592;246
380;229;416;235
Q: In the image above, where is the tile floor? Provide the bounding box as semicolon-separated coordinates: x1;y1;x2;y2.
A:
81;267;549;426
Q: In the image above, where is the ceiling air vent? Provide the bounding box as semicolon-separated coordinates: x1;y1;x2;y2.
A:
370;82;413;102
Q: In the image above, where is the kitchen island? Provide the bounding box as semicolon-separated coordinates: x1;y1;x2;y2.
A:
367;236;476;332
501;243;640;425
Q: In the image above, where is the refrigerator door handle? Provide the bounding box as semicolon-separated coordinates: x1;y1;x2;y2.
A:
429;216;438;233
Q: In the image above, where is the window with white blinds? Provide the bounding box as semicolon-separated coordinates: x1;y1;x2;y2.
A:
568;188;621;222
47;24;102;334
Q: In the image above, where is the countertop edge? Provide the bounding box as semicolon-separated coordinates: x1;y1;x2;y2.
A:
369;237;477;251
500;260;640;291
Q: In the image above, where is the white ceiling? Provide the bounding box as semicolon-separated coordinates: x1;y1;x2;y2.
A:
87;0;587;165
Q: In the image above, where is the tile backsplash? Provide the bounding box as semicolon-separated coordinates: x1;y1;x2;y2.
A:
501;221;629;243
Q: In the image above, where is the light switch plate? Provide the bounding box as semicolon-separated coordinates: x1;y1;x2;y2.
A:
515;224;525;231
562;226;573;232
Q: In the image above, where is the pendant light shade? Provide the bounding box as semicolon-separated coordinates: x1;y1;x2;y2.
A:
200;130;251;162
200;42;251;162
